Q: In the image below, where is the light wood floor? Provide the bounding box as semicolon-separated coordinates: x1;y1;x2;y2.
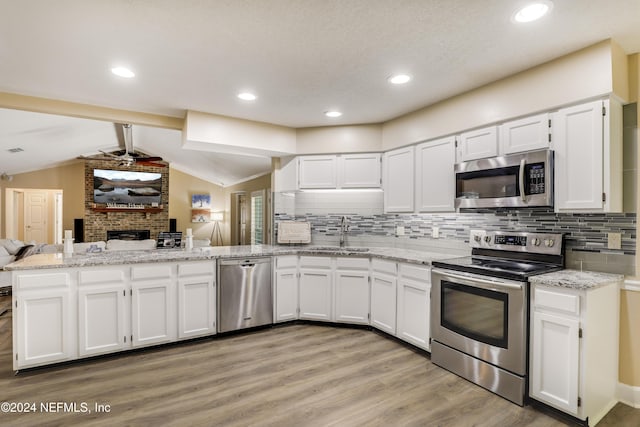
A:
0;295;638;427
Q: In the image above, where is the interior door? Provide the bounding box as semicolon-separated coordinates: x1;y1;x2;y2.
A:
24;190;48;242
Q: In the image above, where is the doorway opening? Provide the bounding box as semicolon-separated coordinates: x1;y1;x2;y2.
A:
4;188;63;244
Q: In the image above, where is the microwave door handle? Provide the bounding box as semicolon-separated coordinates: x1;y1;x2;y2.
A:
519;158;526;202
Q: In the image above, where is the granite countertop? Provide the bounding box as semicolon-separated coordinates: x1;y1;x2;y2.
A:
4;244;460;271
529;269;624;290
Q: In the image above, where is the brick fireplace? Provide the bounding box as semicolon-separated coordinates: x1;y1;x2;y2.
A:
83;159;170;242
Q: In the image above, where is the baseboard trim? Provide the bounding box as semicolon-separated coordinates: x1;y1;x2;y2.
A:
617;382;640;408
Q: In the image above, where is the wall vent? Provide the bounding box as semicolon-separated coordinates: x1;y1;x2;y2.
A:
7;147;24;153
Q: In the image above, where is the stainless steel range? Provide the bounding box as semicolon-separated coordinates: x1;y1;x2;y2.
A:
430;229;564;406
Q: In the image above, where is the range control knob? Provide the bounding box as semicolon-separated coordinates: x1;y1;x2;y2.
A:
484;236;492;244
474;234;482;243
544;239;555;247
531;238;541;246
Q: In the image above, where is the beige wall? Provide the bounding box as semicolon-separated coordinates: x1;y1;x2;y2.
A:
620;290;640;386
382;40;625;150
183;110;297;156
224;174;272;245
168;167;226;245
0;162;84;240
296;124;383;154
621;53;640;388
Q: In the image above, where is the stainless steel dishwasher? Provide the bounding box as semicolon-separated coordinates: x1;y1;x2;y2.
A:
217;257;273;333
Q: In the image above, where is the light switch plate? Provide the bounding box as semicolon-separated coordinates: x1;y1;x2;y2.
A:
608;232;622;250
432;227;440;238
396;226;405;236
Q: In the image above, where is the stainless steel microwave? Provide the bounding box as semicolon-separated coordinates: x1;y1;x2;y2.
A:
455;149;553;209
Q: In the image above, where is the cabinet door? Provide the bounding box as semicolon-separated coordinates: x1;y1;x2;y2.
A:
530;311;580;415
78;284;127;356
396;279;430;350
298;155;337;189
383;146;414;212
370;273;397;334
459;126;498;161
178;276;216;338
131;280;175;347
499;113;550;154
334;271;369;324
15;289;74;368
553;100;604;211
299;269;332;321
275;268;299;322
415;137;456;212
338;153;381;188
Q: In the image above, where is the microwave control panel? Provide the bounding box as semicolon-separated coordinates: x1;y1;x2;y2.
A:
526;162;546;195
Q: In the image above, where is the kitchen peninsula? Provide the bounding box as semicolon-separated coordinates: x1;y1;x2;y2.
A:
5;244;454;371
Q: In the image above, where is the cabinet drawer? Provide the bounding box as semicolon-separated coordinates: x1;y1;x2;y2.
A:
399;263;430;283
276;256;298;269
534;287;580;316
132;264;173;280
372;259;397;275
79;269;125;285
336;257;369;270
299;256;332;269
178;261;214;277
16;272;71;290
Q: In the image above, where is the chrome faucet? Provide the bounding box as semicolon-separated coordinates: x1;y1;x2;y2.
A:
339;216;349;247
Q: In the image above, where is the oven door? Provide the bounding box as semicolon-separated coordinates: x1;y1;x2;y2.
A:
431;268;527;375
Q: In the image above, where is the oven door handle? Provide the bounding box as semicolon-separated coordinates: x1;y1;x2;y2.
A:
432;269;524;291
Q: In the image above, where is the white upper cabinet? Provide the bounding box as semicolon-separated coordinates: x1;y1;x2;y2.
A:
499;113;550;155
458;125;498;161
298;155;338;189
294;153;381;189
415;136;456;212
338;153;381;188
383;146;414;212
553;99;622;212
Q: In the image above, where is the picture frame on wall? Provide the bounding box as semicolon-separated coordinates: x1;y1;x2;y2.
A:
192;194;211;209
191;209;210;223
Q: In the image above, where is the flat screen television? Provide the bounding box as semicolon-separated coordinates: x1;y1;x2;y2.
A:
93;169;162;205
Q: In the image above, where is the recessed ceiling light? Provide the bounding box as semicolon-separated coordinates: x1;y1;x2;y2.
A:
325;111;342;118
237;92;257;101
388;74;412;85
513;1;553;23
111;67;135;78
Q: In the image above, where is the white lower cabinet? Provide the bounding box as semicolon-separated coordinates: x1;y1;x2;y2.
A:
78;268;128;357
131;265;176;348
370;259;397;335
299;256;333;321
177;261;216;339
396;263;431;351
334;258;370;324
13;271;76;370
274;256;299;322
529;282;619;426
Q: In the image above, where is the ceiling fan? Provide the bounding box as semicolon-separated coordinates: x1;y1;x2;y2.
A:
79;123;166;167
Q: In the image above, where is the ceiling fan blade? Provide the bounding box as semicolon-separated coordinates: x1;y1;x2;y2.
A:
98;150;120;159
136;160;167;167
137;156;163;161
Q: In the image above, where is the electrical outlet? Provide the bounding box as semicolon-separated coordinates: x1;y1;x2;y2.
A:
396;226;405;236
608;232;622;250
432;227;440;239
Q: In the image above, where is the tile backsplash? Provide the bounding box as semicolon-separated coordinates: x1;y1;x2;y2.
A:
274;191;637;275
